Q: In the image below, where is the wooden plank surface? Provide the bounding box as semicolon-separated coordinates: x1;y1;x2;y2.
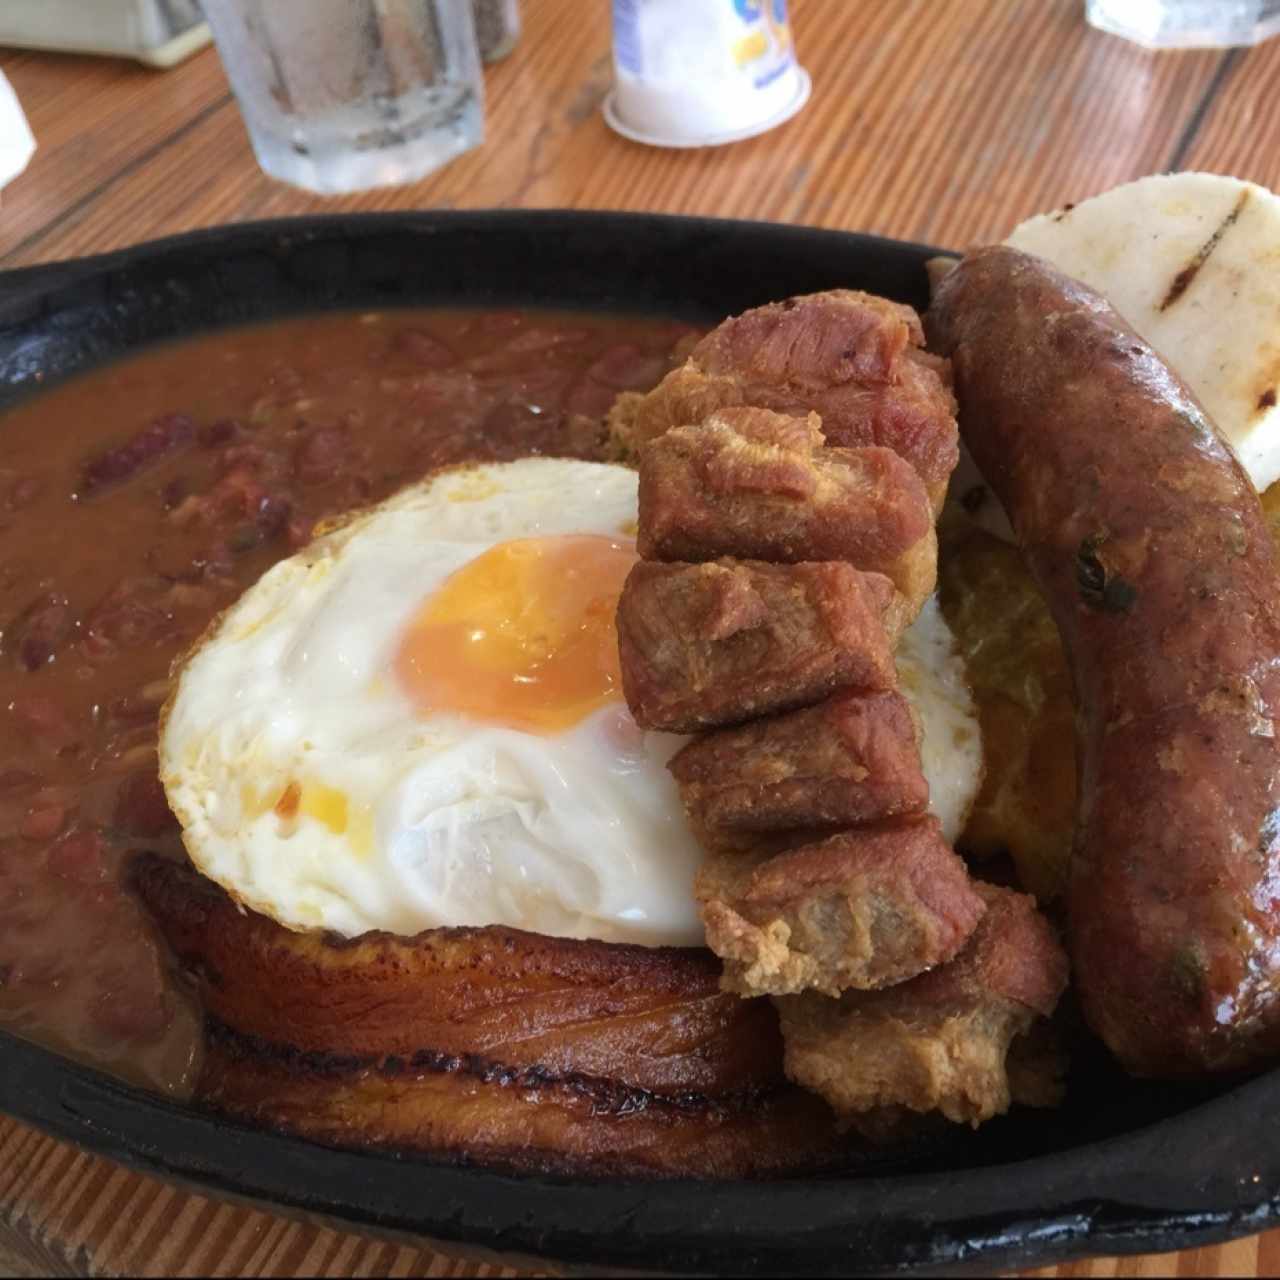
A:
1178;39;1280;176
0;0;1237;266
2;0;1280;1275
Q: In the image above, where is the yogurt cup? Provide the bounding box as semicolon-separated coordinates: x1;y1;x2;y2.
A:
605;0;811;148
0;72;35;193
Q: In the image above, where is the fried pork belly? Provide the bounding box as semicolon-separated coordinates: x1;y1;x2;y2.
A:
1005;1019;1068;1110
130;853;856;1177
616;558;906;733
610;290;959;510
670;689;929;838
637;406;936;610
775;884;1068;1126
696;816;986;999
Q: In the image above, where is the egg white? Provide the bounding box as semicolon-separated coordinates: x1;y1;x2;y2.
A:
163;459;704;946
896;595;983;845
163;457;983;947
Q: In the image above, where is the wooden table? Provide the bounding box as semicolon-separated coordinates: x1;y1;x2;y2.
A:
2;0;1280;1274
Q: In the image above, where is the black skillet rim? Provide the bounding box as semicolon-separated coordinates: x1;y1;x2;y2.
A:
1;209;1278;1276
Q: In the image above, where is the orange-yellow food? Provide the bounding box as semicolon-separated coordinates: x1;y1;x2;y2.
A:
396;533;637;733
937;522;1075;902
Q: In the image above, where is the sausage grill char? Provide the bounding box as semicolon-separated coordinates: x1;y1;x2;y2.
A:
927;245;1280;1076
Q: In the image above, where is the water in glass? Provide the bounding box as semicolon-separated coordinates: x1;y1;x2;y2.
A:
201;0;484;194
1085;0;1280;47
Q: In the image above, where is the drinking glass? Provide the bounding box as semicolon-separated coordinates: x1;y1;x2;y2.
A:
200;0;484;195
1085;0;1280;47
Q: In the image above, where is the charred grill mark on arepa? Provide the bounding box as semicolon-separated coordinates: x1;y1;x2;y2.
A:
1159;188;1251;312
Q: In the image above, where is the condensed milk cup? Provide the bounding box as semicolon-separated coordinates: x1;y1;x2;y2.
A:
604;0;811;148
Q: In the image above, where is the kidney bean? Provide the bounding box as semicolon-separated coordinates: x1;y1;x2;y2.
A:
81;578;175;659
559;412;610;459
503;327;590;357
166;493;208;527
331;475;372;513
46;827;106;884
481;401;559;449
227;525;260;554
471;311;524;337
584;342;670;391
198;418;244;449
79;413;195;496
164;582;213;614
97;725;156;773
159;477;189;510
264;364;304;395
8;592;74;671
20;806;65;841
167;470;277;537
286;516;314;548
7;474;42;510
9;694;80;756
293;426;352;485
0;767;41;792
392;329;457;369
112;772;176;838
564;376;619;420
255;493;292;539
397;371;486;428
220;442;273;475
106;685;166;728
215;466;268;513
0;908;39;935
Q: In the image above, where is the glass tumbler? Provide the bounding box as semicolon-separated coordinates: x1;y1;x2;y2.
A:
1085;0;1280;47
200;0;485;195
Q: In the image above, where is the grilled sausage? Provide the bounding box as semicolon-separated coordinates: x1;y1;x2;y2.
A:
927;245;1280;1076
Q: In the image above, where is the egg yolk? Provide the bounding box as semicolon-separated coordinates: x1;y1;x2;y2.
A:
395;534;638;733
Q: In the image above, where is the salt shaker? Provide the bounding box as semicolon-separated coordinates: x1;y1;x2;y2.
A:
473;0;521;61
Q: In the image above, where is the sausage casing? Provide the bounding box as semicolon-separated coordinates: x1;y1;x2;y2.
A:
928;245;1280;1076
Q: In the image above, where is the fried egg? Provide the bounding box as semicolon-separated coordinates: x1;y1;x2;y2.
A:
896;594;982;845
162;457;981;947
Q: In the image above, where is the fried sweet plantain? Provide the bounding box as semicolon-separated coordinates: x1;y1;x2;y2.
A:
130;853;856;1176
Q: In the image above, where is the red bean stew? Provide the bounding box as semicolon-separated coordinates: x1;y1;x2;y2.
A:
0;308;692;1096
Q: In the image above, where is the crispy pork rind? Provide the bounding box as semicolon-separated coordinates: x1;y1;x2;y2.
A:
637;406;936;610
669;689;929;838
609;289;959;510
616;558;905;733
775;884;1068;1126
695;816;987;999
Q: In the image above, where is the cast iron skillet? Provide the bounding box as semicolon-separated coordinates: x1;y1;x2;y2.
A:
2;211;1279;1276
